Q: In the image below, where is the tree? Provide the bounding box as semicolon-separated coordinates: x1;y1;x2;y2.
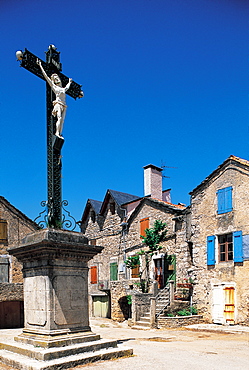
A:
125;220;167;293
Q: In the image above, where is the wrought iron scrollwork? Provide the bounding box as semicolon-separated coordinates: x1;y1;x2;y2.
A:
34;200;77;231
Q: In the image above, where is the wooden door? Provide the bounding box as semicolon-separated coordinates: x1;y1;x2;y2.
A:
0;301;24;328
165;254;176;285
224;287;235;324
212;285;224;324
93;296;109;318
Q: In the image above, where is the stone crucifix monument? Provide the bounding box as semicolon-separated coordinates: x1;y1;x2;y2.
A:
0;45;132;370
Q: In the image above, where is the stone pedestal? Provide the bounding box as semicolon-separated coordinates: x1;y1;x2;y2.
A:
0;229;132;369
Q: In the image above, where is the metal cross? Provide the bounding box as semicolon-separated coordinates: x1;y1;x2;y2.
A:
16;45;83;229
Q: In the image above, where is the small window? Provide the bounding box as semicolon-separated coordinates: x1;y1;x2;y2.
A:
90;266;97;284
90;210;96;223
110;202;115;215
140;217;149;238
110;262;118;281
218;233;233;262
217;187;232;214
89;239;96;246
0;220;8;244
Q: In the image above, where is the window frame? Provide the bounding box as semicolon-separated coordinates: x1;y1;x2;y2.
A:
218;233;233;262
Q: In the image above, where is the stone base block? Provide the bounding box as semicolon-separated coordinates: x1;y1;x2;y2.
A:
0;332;133;370
14;330;101;348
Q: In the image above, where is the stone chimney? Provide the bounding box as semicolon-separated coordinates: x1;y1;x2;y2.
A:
143;164;163;200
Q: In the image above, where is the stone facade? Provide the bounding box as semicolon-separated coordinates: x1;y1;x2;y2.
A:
81;169;189;322
0;197;38;328
82;156;249;326
189;156;249;325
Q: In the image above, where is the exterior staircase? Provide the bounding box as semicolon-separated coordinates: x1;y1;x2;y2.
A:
132;284;171;330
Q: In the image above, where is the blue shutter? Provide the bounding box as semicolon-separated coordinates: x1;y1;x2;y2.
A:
207;235;215;265
217;187;232;214
233;231;243;263
217;189;225;214
225;186;232;212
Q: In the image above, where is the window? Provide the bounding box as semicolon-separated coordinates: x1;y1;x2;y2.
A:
90;266;97;284
90;210;96;223
0;220;8;244
110;262;118;281
218;233;233;262
110;202;115;215
89;239;96;246
207;231;243;265
217;186;232;214
0;256;9;283
140;217;149;238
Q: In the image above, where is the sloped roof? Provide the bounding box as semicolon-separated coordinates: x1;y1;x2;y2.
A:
89;199;102;214
127;196;186;225
81;198;102;223
190;155;249;195
0;196;39;228
100;189;140;215
108;189;140;206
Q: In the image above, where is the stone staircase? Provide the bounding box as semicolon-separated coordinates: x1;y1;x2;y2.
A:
132;285;171;330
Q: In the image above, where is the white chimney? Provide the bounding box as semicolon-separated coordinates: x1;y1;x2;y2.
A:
143;164;163;200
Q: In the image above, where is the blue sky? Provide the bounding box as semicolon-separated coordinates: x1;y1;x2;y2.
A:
0;0;248;227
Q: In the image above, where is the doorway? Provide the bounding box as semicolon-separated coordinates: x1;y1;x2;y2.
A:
92;295;110;318
212;284;235;325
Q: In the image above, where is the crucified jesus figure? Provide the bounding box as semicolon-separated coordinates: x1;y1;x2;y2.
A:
37;59;72;138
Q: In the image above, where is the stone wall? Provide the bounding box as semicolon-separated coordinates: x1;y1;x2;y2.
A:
157;315;203;328
131;291;153;322
0;283;23;301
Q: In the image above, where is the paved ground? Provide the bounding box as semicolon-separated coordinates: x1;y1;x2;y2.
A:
1;319;249;370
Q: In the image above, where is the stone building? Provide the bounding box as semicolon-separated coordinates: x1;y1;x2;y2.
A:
82;156;249;326
80;165;189;321
188;155;249;325
0;196;38;328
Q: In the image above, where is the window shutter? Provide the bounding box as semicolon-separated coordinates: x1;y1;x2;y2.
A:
131;264;140;278
207;235;215;265
0;257;9;283
90;266;97;284
140;218;149;238
217;187;232;214
225;186;233;212
110;262;118;281
0;220;8;243
233;231;243;263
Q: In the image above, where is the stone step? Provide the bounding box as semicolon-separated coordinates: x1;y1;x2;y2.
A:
136;320;150;327
0;342;133;370
139;317;150;323
0;338;119;361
